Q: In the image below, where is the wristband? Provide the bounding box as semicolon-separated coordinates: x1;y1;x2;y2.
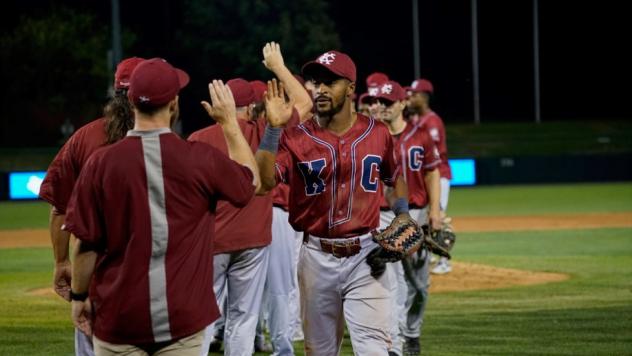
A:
392;198;409;216
258;125;282;153
70;290;89;302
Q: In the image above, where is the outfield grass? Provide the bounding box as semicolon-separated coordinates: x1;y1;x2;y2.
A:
1;183;631;355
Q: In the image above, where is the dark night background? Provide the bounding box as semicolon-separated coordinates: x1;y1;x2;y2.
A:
1;0;630;147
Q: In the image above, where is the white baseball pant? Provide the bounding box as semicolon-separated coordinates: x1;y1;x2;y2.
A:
299;233;392;355
75;328;94;356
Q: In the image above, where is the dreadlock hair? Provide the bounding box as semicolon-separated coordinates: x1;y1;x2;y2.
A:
103;89;134;144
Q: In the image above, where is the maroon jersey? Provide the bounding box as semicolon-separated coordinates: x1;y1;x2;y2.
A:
39;118;107;213
380;123;440;209
272;183;290;211
275;114;400;238
188;118;272;254
412;111;451;179
64;129;254;345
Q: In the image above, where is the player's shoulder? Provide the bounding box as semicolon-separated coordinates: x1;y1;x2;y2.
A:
188;124;222;142
360;114;390;139
66;117;106;143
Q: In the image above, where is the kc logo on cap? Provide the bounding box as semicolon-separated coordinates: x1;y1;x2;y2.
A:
381;83;393;95
318;52;337;65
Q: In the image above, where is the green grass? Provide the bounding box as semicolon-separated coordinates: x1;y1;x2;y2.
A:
1;183;632;355
0;201;50;230
449;182;632;216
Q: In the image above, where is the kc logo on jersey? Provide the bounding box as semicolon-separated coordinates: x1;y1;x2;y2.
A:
361;155;381;192
297;159;327;195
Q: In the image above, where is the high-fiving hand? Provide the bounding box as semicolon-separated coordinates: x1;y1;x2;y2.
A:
262;42;285;72
201;80;237;126
264;79;295;128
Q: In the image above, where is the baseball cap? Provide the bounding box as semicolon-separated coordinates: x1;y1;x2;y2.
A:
372;81;406;103
114;57;145;89
127;58;189;108
227;78;256;107
366;72;389;87
409;78;434;94
249;80;268;103
302;50;356;82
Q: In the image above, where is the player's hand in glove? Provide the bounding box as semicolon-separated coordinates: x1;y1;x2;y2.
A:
371;213;424;261
421;224;456;259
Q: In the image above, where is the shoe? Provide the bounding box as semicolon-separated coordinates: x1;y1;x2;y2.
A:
431;258;452;275
208;337;222;352
403;336;420;356
254;338;273;352
292;327;304;341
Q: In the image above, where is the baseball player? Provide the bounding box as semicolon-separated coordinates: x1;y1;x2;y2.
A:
191;44;308;356
256;50;410;355
38;56;145;356
406;79;453;274
64;59;260;355
371;80;441;356
259;43;314;355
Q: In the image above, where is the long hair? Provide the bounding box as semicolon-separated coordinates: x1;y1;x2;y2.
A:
103;89;134;144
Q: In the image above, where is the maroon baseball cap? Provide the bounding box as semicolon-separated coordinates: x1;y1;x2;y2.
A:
127;58;189;108
227;78;256;107
249;80;268;103
410;78;434;94
114;57;146;89
302;50;356;82
366;72;389;87
373;81;406;102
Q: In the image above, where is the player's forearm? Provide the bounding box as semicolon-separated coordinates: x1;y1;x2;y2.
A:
220;122;262;192
255;150;278;194
386;176;410;214
71;240;97;294
269;65;312;121
424;169;441;216
49;208;70;264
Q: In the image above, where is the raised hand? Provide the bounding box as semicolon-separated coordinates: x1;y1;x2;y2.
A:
262;42;285;72
201;80;237;126
264;79;295;128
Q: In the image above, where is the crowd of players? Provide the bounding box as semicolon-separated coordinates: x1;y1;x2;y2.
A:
39;42;453;356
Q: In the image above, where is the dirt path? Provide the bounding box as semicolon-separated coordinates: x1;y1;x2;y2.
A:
6;212;630;295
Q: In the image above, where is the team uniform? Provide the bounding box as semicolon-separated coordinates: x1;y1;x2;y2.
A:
188;118;272;356
379;122;440;354
64;128;255;351
274;113;401;354
39;118;108;356
412;110;453;274
265;183;303;355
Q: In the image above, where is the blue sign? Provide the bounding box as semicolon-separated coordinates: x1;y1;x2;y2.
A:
448;159;476;186
9;171;47;200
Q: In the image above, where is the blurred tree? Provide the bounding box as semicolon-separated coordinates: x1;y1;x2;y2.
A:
177;0;340;80
0;6;109;146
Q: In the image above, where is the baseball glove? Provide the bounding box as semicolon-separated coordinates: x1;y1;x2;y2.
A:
421;224;456;259
371;214;424;261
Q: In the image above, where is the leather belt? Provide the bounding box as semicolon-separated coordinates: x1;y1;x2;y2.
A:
319;238;361;258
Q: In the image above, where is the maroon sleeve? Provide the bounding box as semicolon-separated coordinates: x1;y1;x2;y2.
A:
63;155;104;245
274;131;291;184
423;135;441;170
380;131;400;186
197;144;255;208
38;140;78;213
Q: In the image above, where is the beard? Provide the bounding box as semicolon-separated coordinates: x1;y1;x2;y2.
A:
316;96;346;117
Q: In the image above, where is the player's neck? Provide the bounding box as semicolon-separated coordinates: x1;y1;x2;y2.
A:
317;101;355;136
420;105;431;115
133;111;171;131
386;115;407;136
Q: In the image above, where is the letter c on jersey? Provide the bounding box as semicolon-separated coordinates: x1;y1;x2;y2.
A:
297;159;327;196
361;155;381;192
408;146;424;171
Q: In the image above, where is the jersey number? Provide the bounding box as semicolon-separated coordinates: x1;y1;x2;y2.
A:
361;155;381;192
297;159;326;196
408;146;424;171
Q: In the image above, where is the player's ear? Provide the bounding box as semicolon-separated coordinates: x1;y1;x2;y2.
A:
347;81;356;97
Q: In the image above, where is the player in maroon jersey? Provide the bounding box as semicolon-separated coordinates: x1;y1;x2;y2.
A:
407;78;453;275
39;56;144;356
256;50;410;355
65;58;260;355
372;80;441;355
